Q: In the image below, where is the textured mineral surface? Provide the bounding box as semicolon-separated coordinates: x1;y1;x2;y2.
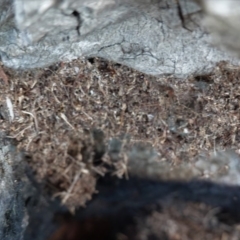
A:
0;0;239;77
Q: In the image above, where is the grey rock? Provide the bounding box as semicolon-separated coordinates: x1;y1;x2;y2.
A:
0;132;62;240
0;133;26;240
201;0;240;58
0;0;239;77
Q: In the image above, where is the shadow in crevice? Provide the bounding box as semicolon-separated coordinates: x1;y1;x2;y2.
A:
48;177;240;240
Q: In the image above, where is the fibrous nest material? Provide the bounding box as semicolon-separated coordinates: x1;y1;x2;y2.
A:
1;59;240;210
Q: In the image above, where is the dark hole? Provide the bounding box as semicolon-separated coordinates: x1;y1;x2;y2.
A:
72;10;79;17
114;63;121;68
25;196;32;207
234;104;239;110
88;58;95;64
49;64;59;72
195;75;213;83
216;208;240;225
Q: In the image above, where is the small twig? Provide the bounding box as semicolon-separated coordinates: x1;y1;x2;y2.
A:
62;171;81;204
22;110;39;134
6;124;33;139
60;112;75;129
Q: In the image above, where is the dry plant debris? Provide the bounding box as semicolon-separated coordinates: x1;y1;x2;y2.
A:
0;58;240;210
134;202;240;240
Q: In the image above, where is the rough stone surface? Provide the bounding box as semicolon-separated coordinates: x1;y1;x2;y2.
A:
0;133;61;240
0;0;239;77
0;133;25;240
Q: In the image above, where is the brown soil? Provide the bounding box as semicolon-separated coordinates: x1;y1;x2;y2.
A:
1;58;240;239
1;59;240;209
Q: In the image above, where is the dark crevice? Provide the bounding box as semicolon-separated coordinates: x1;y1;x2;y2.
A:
176;0;192;32
72;10;82;36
